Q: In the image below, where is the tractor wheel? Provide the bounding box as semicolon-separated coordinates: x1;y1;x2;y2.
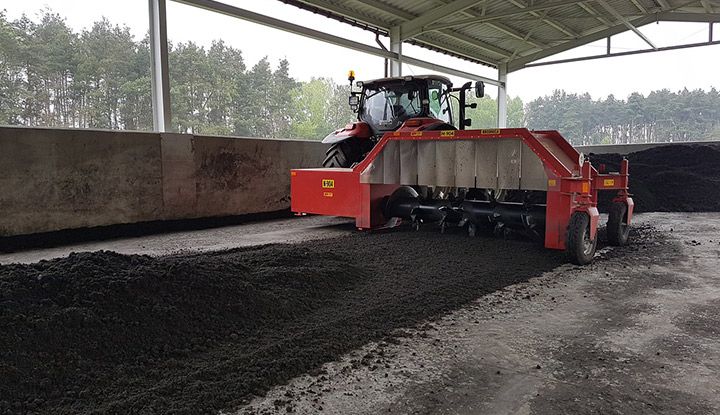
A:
566;211;597;265
607;202;630;246
322;138;367;168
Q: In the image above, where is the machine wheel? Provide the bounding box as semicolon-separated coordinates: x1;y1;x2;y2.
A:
566;212;597;265
607;202;630;246
322;138;367;168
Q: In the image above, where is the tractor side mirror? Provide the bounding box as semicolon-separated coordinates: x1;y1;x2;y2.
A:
475;81;485;98
349;95;359;112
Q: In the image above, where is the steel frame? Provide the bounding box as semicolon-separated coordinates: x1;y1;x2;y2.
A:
524;38;720;68
147;0;720;132
149;0;172;132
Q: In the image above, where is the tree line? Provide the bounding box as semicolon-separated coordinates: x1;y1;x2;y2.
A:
0;10;354;139
525;89;720;145
1;11;718;145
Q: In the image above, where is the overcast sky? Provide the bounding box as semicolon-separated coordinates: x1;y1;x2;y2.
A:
3;0;719;102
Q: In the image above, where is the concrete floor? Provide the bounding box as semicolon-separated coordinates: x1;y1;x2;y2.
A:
0;216;350;265
3;213;720;414
234;213;720;415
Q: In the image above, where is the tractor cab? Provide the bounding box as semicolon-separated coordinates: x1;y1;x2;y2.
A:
353;75;455;135
322;73;485;168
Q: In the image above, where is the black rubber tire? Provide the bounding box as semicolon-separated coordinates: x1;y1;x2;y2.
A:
322;139;365;168
607;202;630;246
566;212;597;265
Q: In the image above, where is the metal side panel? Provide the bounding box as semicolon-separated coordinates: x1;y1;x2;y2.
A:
360;151;384;184
383;140;401;184
538;136;578;174
520;142;548;190
497;138;522;189
435;141;456;187
399;140;418;185
455;140;475;188
475;140;498;189
417;141;437;186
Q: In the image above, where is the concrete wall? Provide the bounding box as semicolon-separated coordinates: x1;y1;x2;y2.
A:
0;127;324;237
2;125;717;237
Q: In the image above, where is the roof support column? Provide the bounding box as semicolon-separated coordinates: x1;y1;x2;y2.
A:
149;0;172;132
389;27;402;77
710;22;714;42
497;63;507;128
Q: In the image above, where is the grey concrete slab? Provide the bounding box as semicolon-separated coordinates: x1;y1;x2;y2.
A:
0;216;351;265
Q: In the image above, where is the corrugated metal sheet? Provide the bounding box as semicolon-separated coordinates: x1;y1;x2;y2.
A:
288;0;717;69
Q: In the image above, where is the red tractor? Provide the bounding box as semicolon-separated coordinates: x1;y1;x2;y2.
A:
293;74;633;265
322;74;483;168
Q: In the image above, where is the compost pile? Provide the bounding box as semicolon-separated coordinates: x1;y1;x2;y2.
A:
590;143;720;213
0;231;564;414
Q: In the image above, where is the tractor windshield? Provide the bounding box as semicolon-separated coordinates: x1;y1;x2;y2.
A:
360;83;423;133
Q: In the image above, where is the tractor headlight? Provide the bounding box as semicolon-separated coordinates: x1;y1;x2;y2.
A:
349;95;359;112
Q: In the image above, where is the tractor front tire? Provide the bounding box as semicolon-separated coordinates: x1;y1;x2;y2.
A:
607;202;630;246
323;139;365;168
566;212;597;265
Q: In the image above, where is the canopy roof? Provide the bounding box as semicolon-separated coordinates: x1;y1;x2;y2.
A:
281;0;720;72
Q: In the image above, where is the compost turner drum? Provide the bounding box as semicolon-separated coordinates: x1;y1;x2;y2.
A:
291;127;633;265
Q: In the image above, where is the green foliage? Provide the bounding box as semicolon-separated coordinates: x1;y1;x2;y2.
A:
289;78;354;139
0;11;24;124
449;94;525;129
3;10;719;144
525;89;720;145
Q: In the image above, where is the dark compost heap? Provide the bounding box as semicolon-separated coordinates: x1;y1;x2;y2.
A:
0;230;564;414
590;142;720;213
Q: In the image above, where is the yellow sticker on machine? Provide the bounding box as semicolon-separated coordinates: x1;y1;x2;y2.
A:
582;182;590;194
548;179;557;187
480;129;501;135
604;179;615;187
323;192;334;198
440;130;455;137
410;131;423;137
322;179;335;189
